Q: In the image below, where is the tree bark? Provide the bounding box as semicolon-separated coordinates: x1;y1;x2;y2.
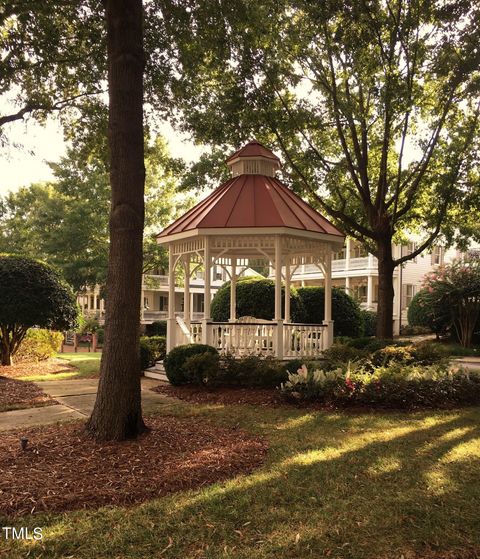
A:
86;0;147;440
376;240;395;339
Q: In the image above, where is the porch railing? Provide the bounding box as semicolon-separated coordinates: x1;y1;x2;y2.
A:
172;320;327;358
283;323;327;358
210;322;276;357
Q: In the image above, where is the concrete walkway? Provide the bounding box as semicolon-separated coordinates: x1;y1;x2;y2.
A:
0;377;175;431
451;356;480;371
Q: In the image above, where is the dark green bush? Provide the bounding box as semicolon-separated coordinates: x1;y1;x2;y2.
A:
219;354;288;387
96;328;105;345
211;277;303;321
322;343;367;365
0;254;77;364
346;337;395;352
296;287;363;337
164;344;219;385
361;310;377;337
400;324;431;336
409;342;446;364
182;352;221;386
145;321;167;337
407;288;450;335
140;336;166;370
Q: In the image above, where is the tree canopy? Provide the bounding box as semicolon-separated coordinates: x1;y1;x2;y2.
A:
0;254;77;365
0;134;191;291
154;0;480;336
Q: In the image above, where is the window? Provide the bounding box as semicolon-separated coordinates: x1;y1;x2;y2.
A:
353;284;367;302
350;242;368;259
90;295;94;309
405;242;417;262
333;245;347;260
159;295;168;312
431;246;443;265
96;296;101;310
402;284;416;309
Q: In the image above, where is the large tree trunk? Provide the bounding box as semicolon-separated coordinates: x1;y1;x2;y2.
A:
376;240;395;339
86;0;147;440
1;346;12;366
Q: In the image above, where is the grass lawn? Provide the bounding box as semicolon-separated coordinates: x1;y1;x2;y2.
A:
1;402;480;559
19;353;102;382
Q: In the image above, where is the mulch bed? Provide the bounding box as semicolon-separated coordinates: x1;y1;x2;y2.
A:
0;377;56;412
0;358;76;379
0;416;268;517
152;384;285;407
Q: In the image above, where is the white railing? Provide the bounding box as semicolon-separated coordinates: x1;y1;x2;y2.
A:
143;311;203;322
348;257;369;269
283;323;326;358
210;322;276;357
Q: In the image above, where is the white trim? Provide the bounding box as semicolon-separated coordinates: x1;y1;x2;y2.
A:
157;226;344;246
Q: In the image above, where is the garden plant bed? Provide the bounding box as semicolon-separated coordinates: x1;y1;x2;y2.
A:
0;377;56;412
0;358;76;380
0;415;268;517
152;383;286;406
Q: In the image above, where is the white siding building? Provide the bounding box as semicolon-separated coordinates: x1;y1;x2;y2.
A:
288;238;463;334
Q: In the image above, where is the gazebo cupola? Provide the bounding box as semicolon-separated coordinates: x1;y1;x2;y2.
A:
157;140;345;359
226;140;281;177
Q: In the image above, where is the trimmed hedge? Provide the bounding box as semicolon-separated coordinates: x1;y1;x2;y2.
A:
211;277;303;322
407;288;450;335
164;344;219;385
360;310;377;337
145;321;167;337
140;336;166;370
296;287;363;337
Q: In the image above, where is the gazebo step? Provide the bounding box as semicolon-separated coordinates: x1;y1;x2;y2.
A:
144;361;168;382
144;370;168;381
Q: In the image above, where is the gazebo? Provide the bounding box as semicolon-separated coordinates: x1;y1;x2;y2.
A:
157;141;345;359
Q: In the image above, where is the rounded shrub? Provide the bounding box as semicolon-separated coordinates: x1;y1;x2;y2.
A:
211;277;303;322
15;329;64;363
296;287;363;338
0;254;77;365
361;310;377;337
407;288;450;335
164;344;219;385
145;320;167;337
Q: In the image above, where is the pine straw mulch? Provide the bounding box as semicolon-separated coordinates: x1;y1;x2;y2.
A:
0;357;76;379
152;384;286;407
0;416;268;517
0;376;56;412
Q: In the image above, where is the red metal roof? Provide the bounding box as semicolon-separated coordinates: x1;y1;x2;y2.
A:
158;173;344;238
225;140;280;163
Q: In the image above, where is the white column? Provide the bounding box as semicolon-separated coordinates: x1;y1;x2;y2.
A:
202;237;212;345
345;238;351;293
274;238;282;320
284;257;291;323
229;258;237;322
345;238;351;271
167;247;176;352
367;275;373;309
183;255;191;325
323;246;333;349
203;238;211;319
274;236;284;359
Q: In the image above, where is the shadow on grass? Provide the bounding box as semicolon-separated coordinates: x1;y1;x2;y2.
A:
2;404;480;559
